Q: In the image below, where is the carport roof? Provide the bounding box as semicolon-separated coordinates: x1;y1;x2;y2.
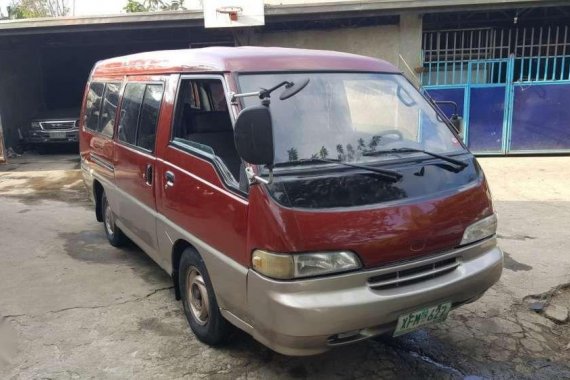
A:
0;0;566;36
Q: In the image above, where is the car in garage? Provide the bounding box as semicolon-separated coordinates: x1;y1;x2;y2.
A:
23;108;80;151
80;46;503;356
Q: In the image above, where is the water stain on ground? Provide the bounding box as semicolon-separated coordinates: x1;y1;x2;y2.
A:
0;171;88;205
59;230;170;286
5;191;89;206
0;171;83;192
138;317;181;337
503;251;533;272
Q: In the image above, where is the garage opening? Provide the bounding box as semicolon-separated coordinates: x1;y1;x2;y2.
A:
0;20;234;153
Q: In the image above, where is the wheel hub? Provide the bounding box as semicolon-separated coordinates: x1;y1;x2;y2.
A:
104;201;115;237
187;268;210;325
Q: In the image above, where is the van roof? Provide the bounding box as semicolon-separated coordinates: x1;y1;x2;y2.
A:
92;46;400;77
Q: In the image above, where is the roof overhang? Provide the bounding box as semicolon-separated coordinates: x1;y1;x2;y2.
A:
0;0;566;36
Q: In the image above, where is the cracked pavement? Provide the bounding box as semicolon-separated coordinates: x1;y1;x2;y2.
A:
0;154;569;379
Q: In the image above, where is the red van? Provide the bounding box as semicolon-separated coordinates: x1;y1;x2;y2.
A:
80;47;502;356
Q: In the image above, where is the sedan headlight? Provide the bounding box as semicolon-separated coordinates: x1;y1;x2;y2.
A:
252;249;361;280
461;213;497;245
30;122;41;129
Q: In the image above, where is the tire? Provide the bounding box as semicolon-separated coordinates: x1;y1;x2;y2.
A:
101;191;126;247
179;248;230;345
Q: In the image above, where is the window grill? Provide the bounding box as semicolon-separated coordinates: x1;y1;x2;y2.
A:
422;26;570;86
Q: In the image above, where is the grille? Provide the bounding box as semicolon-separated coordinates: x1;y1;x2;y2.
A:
367;257;459;290
40;121;76;130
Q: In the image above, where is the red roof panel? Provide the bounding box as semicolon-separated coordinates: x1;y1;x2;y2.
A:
92;46;400;76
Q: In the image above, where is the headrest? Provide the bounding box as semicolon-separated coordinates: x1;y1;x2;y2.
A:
190;111;233;133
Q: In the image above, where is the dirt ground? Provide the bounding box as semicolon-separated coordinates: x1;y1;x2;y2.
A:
0;153;569;379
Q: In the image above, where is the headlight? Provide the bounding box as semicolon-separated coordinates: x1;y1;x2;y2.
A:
461;213;497;245
252;249;361;280
30;122;41;129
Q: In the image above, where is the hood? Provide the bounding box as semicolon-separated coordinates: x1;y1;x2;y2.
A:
247;156;494;268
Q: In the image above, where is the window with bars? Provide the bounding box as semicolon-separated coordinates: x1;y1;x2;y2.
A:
422;26;570;86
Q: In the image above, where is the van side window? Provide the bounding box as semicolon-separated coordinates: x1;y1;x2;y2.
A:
172;78;241;182
118;83;145;146
117;82;164;153
137;84;164;152
99;83;121;138
85;82;105;132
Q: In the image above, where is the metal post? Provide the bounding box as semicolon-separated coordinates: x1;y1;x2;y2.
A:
552;26;559;80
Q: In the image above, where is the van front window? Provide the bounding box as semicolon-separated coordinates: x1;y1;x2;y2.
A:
238;73;465;166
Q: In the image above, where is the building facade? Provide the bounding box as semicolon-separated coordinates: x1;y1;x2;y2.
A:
0;0;568;154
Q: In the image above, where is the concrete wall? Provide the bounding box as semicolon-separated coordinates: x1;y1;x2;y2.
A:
0;49;43;150
252;13;422;83
254;24;401;63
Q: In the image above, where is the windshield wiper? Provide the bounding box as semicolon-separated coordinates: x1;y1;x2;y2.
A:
363;148;467;170
273;157;402;181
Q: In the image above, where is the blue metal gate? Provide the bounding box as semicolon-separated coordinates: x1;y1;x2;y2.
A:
422;27;570;154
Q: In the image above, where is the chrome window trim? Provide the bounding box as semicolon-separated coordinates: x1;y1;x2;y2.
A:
116;139;156;160
169;139;240;190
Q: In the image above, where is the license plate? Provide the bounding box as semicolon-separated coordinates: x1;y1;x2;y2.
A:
393;302;451;337
49;131;67;140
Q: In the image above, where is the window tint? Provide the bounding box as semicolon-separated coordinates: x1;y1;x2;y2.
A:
117;83;145;145
137;84;163;152
85;82;104;131
99;83;121;137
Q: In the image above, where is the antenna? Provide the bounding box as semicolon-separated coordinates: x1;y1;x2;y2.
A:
398;54;422;89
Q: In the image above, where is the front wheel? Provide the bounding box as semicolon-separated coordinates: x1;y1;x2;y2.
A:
101;191;126;247
179;248;230;345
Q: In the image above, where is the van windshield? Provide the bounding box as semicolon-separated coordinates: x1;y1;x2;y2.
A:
238;73;465;166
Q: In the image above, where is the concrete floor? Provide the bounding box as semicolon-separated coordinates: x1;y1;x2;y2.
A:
0;153;569;379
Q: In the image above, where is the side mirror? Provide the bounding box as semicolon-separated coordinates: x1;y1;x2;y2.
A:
433;100;464;138
450;114;464;138
234;106;274;166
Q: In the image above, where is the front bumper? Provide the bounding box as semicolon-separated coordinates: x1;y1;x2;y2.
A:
25;129;78;144
246;237;503;356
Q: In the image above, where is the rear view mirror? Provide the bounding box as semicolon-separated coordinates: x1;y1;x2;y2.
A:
234;106;274;166
450;114;464;138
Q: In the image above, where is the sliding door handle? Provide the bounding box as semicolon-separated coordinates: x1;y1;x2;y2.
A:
165;171;175;189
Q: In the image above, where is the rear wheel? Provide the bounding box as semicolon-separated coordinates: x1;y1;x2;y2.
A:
179;248;230;345
101;191;126;247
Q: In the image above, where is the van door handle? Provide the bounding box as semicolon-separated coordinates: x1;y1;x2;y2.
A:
144;164;153;186
165;171;175;189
